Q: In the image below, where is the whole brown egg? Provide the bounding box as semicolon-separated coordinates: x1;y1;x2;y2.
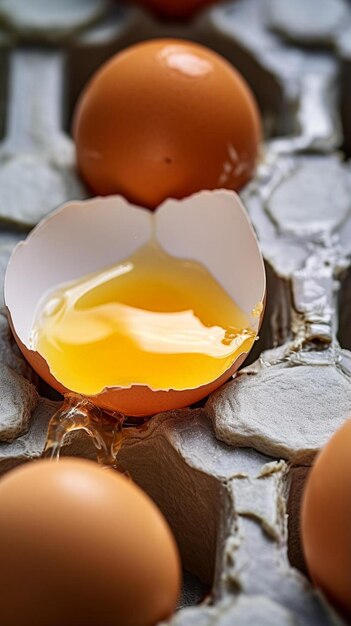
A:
73;39;261;209
301;419;351;618
0;458;181;626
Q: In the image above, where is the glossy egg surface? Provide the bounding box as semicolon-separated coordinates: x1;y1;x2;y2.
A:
74;39;262;209
302;419;351;617
0;458;181;626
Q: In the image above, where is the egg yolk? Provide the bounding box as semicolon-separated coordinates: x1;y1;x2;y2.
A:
31;243;255;395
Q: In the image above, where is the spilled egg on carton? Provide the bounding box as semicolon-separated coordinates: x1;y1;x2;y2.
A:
4;189;265;417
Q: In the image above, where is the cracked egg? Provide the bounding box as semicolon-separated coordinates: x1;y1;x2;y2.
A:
4;190;265;417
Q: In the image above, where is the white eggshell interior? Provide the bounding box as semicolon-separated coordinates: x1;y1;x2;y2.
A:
156;190;265;324
5;196;152;344
5;190;265;349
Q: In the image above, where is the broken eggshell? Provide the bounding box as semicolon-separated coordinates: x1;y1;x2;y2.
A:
4;190;265;417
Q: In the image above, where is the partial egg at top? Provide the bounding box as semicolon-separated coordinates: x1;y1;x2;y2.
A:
73;39;262;210
0;458;181;626
128;0;218;19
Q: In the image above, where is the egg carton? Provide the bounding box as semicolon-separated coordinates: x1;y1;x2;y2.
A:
0;0;351;623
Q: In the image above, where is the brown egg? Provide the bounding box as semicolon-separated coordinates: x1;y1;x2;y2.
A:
73;39;262;209
129;0;217;19
301;419;351;617
0;458;181;626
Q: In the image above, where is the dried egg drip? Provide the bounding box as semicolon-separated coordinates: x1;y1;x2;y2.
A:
31;242;255;396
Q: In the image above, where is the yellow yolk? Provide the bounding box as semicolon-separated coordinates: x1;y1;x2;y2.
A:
31;243;256;395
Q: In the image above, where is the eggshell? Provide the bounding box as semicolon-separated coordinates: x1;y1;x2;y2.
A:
73;39;262;209
5;190;266;416
0;457;181;626
301;419;351;617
